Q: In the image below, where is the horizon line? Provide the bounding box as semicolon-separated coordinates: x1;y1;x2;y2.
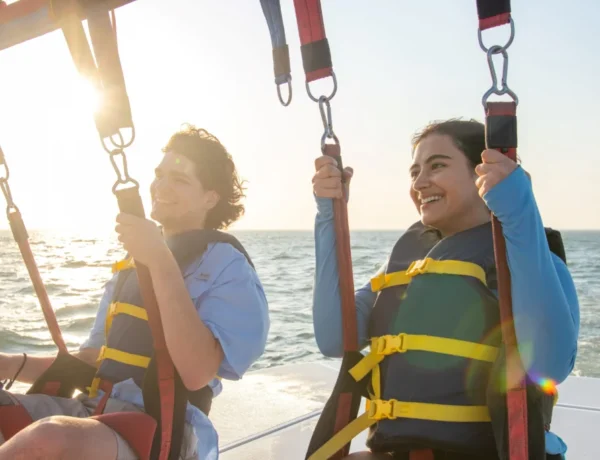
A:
1;227;600;233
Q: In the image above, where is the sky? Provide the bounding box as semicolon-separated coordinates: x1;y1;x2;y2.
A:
0;0;598;232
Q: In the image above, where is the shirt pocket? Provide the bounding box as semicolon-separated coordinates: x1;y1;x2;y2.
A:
184;270;213;302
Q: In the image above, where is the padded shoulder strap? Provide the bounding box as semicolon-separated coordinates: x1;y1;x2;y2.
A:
544;227;566;264
202;230;255;269
167;229;254;271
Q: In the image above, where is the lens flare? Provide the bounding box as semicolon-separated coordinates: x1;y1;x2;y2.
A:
537;377;557;395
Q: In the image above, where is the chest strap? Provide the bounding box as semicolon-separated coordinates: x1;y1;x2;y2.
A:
370;258;487;292
105;302;148;336
310;331;498;459
89;300;151;398
350;333;499;381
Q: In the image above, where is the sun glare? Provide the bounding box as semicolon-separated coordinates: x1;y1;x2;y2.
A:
73;77;101;115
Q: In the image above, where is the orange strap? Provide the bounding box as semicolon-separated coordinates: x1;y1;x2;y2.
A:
324;142;357;460
91;412;157;460
0;404;34;441
410;450;434;460
486;100;529;460
8;210;67;353
0;0;46;26
115;186;174;460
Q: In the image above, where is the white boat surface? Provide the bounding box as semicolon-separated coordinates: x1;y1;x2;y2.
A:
210;361;600;459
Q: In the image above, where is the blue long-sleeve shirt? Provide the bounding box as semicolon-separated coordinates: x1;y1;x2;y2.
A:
312;167;579;456
313;166;579;382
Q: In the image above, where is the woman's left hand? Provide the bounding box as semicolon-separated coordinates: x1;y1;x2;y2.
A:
115;213;170;268
474;149;518;198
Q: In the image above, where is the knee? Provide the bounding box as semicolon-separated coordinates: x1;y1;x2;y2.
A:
22;416;77;456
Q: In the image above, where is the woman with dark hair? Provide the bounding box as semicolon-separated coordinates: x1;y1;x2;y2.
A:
311;119;580;459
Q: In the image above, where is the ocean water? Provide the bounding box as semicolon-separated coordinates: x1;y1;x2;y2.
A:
1;229;599;384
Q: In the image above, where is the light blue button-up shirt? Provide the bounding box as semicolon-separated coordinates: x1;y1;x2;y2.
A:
81;241;270;459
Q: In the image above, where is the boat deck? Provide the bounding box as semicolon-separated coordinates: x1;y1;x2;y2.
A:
210;362;600;459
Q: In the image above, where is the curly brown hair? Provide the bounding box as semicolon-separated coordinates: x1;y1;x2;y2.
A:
162;124;246;230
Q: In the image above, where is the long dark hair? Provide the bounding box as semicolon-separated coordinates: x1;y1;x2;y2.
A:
411;118;486;168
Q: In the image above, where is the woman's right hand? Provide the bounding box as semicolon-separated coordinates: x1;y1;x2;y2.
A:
312;155;353;199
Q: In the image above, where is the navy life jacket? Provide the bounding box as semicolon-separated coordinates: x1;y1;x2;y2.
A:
27;229;254;460
306;221;566;460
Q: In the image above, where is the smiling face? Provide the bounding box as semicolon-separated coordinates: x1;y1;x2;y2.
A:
409;133;490;237
150;151;219;236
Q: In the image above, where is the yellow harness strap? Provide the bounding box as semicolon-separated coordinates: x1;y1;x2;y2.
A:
370;258;487;292
370;270;411;292
350;333;498;381
308;398;489;460
307;412;375;460
312;260;493;458
88;346;150;397
98;345;151;368
89;300;150;398
406;258;487;285
105;302;148;337
88;377;102;398
368;399;490;423
111;257;135;274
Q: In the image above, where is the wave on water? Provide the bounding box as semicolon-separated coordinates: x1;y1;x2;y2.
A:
1;229;599;378
61;317;96;332
62;261;89;269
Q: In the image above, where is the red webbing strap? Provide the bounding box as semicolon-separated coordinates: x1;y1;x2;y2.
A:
323;144;358;351
0;0;137;51
409;450;434;460
476;0;511;30
91;412;157;460
8;211;68;353
486;101;528;460
139;267;174;460
51;1;98;80
292;0;333;82
0;0;46;25
115;187;174;460
323;143;358;459
485;101;517;160
92;380;115;416
86;8;134;133
0;404;34;441
331;391;353;459
51;0;133;139
41;381;62;396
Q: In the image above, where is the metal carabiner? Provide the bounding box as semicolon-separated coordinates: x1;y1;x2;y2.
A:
318;96;333;138
277;76;292;107
478;17;515;53
0;178;18;217
481;45;519;107
321;131;340;153
100;127;136;155
306;70;338;103
108;148;139;194
0;161;9;182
